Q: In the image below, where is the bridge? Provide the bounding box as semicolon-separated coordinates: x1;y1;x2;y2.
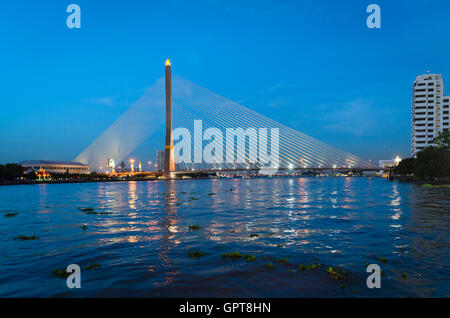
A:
75;59;377;177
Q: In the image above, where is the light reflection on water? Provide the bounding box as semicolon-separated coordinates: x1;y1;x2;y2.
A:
0;177;449;297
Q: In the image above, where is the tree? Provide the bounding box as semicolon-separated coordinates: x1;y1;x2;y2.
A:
432;130;450;149
0;164;24;181
394;158;415;175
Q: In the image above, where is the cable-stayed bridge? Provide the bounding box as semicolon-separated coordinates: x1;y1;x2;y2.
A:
75;62;376;175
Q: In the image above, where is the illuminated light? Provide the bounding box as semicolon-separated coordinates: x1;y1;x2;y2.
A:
333;164;337;169
166;58;171;66
394;156;402;166
288;164;294;170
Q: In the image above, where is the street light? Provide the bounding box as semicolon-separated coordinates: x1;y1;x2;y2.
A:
130;159;135;172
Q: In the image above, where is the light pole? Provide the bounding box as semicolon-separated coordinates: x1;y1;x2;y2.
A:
130;159;135;173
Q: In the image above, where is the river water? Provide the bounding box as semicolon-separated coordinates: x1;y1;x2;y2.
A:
0;177;449;297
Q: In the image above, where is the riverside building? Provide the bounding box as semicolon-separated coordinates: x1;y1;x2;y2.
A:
411;74;450;157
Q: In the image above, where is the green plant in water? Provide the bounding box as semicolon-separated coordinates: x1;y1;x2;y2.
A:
80;207;94;212
222;252;243;260
5;212;18;217
14;235;39;241
248;233;259;238
376;256;387;263
275;258;289;264
188;251;206;258
53;269;70;278
81;225;88;230
188;225;201;230
326;266;347;280
245;255;256;262
85;263;101;270
402;272;407;278
208;193;216;196
267;262;275;270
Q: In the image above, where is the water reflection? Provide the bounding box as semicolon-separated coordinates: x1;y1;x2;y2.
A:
0;178;448;297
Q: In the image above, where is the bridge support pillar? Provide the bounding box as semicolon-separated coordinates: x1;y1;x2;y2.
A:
164;59;175;177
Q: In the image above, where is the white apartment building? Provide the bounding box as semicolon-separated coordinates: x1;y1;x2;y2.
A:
411;74;450;157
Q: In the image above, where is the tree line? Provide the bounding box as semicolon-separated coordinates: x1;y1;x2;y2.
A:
0;164;24;181
394;131;450;180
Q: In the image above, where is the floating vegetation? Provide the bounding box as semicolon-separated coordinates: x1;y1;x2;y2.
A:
14;235;39;241
188;225;201;230
222;252;243;260
402;272;407;278
84;211;112;215
4;212;18;217
53;269;70;278
85;263;101;271
228;188;233;191
245;255;256;262
189;197;199;201
422;184;450;188
188;251;206;258
230;230;236;233
208;193;216;196
275;258;289;265
376;256;387;263
81;225;88;230
276;244;283;248
79;207;94;212
248;233;259;238
325;266;347;280
297;263;321;271
180;191;186;194
267;262;275;270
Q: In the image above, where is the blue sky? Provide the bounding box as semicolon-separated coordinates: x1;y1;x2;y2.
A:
1;0;450;164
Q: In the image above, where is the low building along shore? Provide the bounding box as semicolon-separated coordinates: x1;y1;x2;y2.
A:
19;160;90;174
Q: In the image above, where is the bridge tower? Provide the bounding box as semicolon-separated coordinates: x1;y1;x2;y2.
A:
164;58;175;176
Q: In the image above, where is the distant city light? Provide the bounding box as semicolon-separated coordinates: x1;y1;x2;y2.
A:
333;164;337;169
288;164;294;170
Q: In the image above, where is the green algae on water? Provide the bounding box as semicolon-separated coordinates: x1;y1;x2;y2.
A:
53;269;70;278
188;251;206;258
222;252;243;260
4;212;18;217
86;263;101;270
376;256;387;263
14;235;39;241
188;224;201;230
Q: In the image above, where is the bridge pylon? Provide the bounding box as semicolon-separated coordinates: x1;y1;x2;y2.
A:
164;58;175;176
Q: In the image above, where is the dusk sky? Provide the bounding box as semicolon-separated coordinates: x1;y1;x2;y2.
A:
1;0;450;164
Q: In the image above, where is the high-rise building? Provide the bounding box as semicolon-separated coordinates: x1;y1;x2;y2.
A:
156;150;164;172
411;74;450;157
